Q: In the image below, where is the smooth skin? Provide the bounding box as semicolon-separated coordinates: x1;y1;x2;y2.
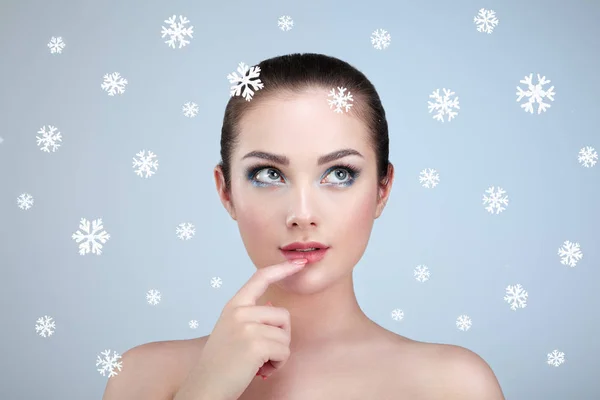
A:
102;88;505;400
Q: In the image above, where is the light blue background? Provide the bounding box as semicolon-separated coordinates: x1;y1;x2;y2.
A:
1;0;598;399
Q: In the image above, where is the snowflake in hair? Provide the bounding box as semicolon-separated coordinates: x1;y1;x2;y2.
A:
428;88;460;122
227;62;264;101
327;87;354;113
161;15;194;48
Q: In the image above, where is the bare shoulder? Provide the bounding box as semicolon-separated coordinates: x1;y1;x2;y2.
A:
392;338;505;400
101;336;209;400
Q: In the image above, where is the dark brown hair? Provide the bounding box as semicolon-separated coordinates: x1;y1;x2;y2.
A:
218;52;390;193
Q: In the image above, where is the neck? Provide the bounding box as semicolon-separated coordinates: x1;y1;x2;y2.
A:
256;271;374;351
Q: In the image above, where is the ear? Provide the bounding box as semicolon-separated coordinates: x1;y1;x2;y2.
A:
214;164;237;220
375;162;394;219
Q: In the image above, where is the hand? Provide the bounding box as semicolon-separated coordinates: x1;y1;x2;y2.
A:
175;258;308;400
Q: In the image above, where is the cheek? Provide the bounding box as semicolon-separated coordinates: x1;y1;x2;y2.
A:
343;192;377;241
235;195;278;251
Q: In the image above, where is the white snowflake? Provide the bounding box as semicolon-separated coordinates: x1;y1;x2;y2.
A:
578;146;598;168
101;72;128;96
36;125;62;153
456;315;472;331
419;168;440;188
161;15;194;49
182;102;199;118
473;8;499;34
96;349;123;377
132;150;159;178
370;28;391;50
547;349;566;367
428;88;460;122
414;265;430;282
211;277;223;288
71;218;111;256
504;284;528;311
189;320;199;329
35;315;56;337
483;186;509;214
176;222;196;240
47;36;66;54
227;62;264;101
146;289;162;305
278;15;294;31
17;193;34;210
327;87;354;113
516;73;555;114
390;308;404;321
558;240;583;268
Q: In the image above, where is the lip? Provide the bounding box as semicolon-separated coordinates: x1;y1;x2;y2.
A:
280;241;328;251
280;248;329;264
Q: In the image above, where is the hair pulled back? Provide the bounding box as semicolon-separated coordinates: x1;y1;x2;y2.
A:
218;53;390;192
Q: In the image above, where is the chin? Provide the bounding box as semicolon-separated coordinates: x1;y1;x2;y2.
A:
274;270;333;294
275;259;352;293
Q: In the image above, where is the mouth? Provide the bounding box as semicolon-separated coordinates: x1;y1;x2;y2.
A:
280;247;329;264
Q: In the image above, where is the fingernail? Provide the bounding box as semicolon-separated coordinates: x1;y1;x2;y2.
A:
292;259;307;265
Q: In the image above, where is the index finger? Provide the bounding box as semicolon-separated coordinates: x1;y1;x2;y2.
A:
228;259;308;308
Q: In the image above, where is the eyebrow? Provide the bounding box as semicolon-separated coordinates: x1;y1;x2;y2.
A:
241;148;364;166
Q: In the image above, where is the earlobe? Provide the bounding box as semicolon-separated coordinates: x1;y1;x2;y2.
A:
374;199;387;219
228;202;237;220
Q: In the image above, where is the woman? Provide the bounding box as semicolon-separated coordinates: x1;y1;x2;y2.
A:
102;53;505;400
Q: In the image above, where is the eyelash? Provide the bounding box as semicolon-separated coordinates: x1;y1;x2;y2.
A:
245;163;361;187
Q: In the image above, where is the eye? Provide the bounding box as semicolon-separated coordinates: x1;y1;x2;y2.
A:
246;164;361;187
253;167;283;183
323;167;352;184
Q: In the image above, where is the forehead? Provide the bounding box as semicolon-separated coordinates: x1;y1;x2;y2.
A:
235;90;371;159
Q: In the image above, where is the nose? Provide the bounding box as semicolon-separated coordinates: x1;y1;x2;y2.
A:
285;184;319;229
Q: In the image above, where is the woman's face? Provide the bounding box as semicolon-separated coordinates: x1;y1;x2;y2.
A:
215;89;393;294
